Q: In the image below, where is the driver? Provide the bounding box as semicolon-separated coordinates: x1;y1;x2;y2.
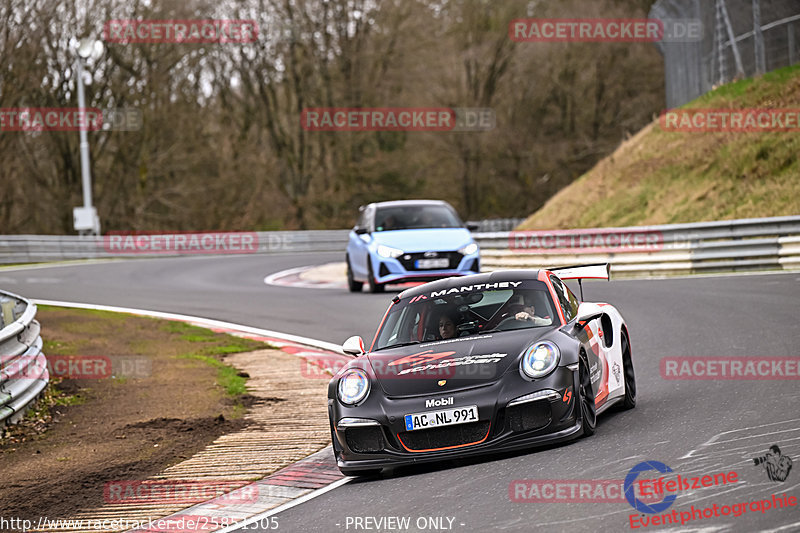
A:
514;298;550;326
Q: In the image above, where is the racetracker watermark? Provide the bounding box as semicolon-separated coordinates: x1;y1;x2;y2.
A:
300;353;349;379
509;18;702;43
0;108;141;132
1;355;150;379
3;515;278;532
661;357;800;380
509;229;663;254
104;232;259;255
103;19;258;44
510;479;661;503
301;107;495;132
660;109;800;132
104;480;257;505
0;107;142;132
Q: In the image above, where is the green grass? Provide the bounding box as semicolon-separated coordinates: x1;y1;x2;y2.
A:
44;307;265;403
52;392;86;407
693;64;800;105
3;307;271;446
518;64;800;230
43;339;79;355
179;354;247;397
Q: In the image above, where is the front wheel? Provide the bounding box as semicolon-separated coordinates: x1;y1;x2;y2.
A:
346;256;363;292
367;261;385;293
578;351;597;437
620;332;636;410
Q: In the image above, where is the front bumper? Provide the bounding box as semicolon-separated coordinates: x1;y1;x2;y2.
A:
329;364;582;472
370;251;480;285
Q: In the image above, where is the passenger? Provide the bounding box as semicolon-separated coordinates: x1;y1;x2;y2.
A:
438;311;459;339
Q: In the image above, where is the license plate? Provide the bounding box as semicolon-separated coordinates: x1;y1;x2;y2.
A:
415;258;449;269
404;405;479;431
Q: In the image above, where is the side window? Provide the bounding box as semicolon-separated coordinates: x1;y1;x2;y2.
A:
550;275;578;321
355;208;367;229
364;207;375;232
565;284;580;315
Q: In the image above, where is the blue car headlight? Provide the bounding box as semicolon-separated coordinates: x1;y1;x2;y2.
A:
338;368;371;405
458;242;479;256
521;341;560;378
377;244;404;259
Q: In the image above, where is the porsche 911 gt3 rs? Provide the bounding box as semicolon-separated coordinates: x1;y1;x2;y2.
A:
328;264;636;476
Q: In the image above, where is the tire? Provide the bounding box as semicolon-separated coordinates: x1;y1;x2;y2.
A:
346;256;363;292
367;261;385;293
578;351;597;437
620;332;636;410
340;468;381;478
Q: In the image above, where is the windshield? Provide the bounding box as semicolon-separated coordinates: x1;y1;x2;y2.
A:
373;281;557;350
375;204;463;231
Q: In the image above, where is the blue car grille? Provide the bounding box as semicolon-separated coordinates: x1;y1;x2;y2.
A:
398;252;463;271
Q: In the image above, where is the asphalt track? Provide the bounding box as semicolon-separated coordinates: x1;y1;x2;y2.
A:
2;253;799;532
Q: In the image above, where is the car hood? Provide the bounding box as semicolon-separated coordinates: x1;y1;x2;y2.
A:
371;228;474;253
367;328;552;396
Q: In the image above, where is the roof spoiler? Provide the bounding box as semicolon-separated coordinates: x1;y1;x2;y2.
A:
549;263;610;301
549;263;610;281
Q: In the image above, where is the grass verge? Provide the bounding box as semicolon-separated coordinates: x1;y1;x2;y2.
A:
518;64;800;230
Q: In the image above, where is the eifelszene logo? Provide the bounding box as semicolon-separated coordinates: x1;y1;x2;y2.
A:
753;445;793;482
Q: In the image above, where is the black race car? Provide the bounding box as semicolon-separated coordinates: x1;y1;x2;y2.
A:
328;264;636;476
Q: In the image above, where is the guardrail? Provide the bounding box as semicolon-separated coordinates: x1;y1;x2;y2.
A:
475;216;800;277
0;230;351;263
1;216;799;278
0;290;48;426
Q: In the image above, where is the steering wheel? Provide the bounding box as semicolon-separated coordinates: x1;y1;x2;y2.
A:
495;315;526;330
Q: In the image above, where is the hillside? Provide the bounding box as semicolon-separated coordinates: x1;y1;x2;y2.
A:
517;64;800;230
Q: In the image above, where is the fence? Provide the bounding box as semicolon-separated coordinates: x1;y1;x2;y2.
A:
650;0;800;108
0;290;48;427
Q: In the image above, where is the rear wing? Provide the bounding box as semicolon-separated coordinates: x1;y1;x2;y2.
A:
549;264;610;300
549;263;610;281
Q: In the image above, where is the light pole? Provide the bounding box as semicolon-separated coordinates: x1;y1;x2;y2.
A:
72;37;103;235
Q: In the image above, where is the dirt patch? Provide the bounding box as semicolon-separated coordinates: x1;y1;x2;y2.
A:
0;307;265;525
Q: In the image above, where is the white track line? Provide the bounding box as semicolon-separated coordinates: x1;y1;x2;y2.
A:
33;299;345;354
216;477;352;533
263;264;345;290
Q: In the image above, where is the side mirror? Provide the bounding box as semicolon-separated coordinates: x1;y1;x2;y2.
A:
354;227;368;235
575;302;604;325
342;335;366;356
466;223;480;231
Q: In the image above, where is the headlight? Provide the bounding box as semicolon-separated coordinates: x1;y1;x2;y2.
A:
377;244;403;258
458;242;479;255
521;341;560;378
338;368;371;405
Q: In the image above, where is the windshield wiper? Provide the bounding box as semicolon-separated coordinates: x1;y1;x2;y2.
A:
376;341;420;351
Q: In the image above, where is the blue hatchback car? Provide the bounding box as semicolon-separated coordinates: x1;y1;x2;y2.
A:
345;200;480;292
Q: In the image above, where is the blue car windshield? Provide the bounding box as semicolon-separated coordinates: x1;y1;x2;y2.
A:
373;281;558;351
375;205;463;231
